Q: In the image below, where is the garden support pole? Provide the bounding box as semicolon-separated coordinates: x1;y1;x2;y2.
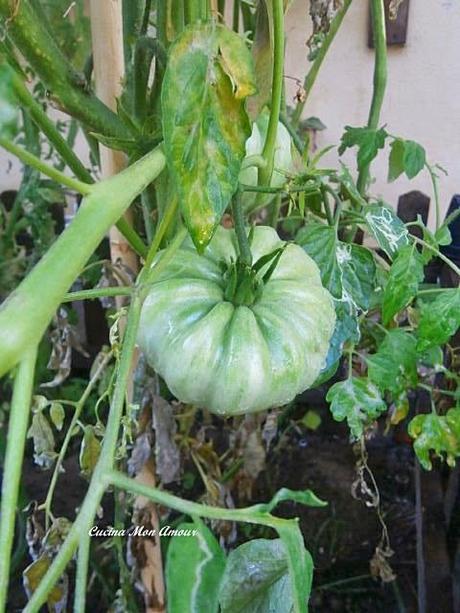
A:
0;348;37;612
89;0;138;276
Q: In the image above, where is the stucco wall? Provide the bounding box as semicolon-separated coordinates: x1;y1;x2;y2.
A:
285;0;460;226
2;0;459;228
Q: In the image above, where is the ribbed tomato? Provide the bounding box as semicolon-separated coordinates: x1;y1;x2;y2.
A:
138;226;335;416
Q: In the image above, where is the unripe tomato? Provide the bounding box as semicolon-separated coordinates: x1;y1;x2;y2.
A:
138;226;335;416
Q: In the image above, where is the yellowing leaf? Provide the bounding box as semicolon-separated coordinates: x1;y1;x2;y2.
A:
162;23;255;251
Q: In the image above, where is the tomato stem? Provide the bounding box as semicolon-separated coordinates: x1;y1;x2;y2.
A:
232;190;253;267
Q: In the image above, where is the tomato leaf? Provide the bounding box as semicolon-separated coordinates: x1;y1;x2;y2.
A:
326;377;387;439
409;408;460;470
403;140;426;179
79;426;101;479
339;126;388;171
219;537;312;613
27;412;57;469
166;519;226;613
364;203;409;257
388;138;405;182
257;488;327;512
417;289;460;351
367;329;418;394
162;23;256;251
297;224;375;309
49;402;65;431
382;244;424;325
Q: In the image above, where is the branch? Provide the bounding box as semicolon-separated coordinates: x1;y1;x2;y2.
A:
0;347;37;610
0;0;131;139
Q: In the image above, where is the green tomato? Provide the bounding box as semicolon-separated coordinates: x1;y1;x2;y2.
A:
239;112;293;208
138;226;335;416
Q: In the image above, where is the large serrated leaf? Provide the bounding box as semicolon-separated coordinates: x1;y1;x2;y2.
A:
166;520;226;613
409;408;460;470
162;23;256;251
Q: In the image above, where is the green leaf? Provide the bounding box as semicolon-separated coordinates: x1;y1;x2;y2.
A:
388;138;405;182
382;244;424;325
417;289;460;351
162;23;255;251
403;140;426;179
49;402;65;431
0;61;18;139
339;126;388;171
27;412;57;469
297;225;375;309
166;519;226;613
367;329;418;394
79;426;101;479
409;408;460;470
326;377;387;439
388;138;426;181
219;537;312;613
364;203;409;257
321;299;360;375
297;224;342;298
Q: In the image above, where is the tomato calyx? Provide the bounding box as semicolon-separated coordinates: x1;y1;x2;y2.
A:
222;244;287;307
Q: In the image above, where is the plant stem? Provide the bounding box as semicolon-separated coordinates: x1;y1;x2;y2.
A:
10;70;93;183
184;0;201;24
292;0;352;125
412;236;460;277
258;0;285;186
143;193;180;270
23;231;186;613
0;347;37;611
62;287;133;303
357;0;387;195
39;351;113;528
74;535;91;613
0;146;166;378
0;137;91;195
232;0;239;31
0;0;131;139
232;191;252;266
425;163;441;231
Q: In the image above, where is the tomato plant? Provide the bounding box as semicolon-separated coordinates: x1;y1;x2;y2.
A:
0;0;459;612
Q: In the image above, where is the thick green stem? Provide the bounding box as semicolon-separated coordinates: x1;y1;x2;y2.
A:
184;0;201;24
0;137;91;195
292;0;353;125
425;163;441;231
23;231;187;613
0;147;166;378
0;0;132;139
356;0;387;194
232;192;252;266
74;535;91;613
10;70;93;183
0;347;37;611
258;0;284;186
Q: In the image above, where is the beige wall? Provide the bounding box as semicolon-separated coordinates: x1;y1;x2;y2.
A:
285;0;460;227
2;0;460;228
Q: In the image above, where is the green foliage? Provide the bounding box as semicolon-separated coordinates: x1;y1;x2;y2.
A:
219;539;301;613
79;426;101;479
339;126;388;171
166;520;226;613
388;138;426;181
367;329;418;394
382;244;424;324
162;23;256;251
417;289;460;351
364;203;409;257
409;408;460;470
326;377;387;438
